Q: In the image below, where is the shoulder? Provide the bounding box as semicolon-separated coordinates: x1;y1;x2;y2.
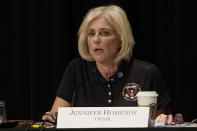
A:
129;58;161;75
67;57;88;68
132;58;157;69
66;57;93;74
68;57;84;65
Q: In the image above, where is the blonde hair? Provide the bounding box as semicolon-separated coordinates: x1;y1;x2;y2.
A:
78;5;135;63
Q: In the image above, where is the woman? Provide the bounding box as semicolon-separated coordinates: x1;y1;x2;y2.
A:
42;5;171;125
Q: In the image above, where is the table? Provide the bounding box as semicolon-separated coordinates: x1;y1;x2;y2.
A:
1;120;197;131
1;127;197;131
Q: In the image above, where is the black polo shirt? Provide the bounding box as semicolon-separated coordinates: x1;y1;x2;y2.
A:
56;57;170;109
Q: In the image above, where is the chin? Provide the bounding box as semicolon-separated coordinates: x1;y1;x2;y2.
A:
94;59;105;63
93;57;105;63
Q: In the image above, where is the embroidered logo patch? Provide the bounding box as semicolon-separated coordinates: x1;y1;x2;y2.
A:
122;82;141;101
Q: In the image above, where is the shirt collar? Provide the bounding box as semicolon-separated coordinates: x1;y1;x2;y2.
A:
87;60;131;84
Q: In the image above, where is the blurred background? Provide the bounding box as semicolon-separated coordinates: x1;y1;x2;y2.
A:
1;0;197;122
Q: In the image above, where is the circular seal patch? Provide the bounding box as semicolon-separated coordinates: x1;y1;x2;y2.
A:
122;82;141;101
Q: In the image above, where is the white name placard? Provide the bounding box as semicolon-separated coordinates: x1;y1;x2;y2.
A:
57;107;150;128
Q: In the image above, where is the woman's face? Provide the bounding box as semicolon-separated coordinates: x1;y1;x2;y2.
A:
87;17;121;64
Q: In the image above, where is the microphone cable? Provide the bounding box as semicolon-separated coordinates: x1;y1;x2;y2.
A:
39;120;46;131
24;121;35;131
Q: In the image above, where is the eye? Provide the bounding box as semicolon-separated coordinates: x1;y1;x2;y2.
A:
88;31;95;37
100;30;110;36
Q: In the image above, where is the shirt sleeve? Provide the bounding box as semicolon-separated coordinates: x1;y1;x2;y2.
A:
148;65;171;109
55;60;76;103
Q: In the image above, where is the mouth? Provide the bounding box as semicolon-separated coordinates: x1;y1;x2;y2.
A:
94;48;104;52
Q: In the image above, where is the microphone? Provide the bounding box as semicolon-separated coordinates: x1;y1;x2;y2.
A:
71;85;83;107
71;88;78;107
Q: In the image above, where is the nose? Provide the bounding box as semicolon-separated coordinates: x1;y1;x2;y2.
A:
93;33;101;43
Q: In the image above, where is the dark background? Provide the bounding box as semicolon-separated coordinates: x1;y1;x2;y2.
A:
1;0;197;122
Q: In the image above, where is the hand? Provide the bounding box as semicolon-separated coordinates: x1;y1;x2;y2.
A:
42;112;56;125
155;114;173;125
